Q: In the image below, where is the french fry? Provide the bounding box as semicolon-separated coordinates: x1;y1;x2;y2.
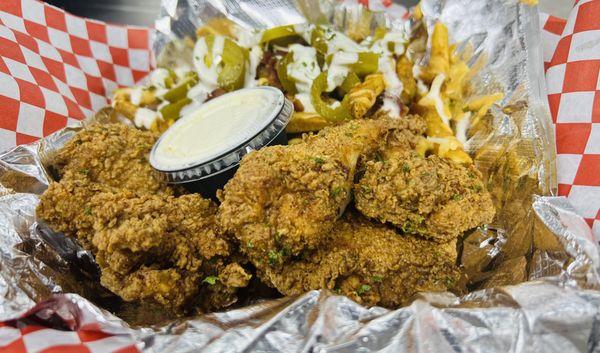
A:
466;92;505;126
396;55;417;104
286;112;335;133
445;60;469;101
112;87;158;106
418;74;452;126
112;100;138;120
420;22;450;82
347;73;385;119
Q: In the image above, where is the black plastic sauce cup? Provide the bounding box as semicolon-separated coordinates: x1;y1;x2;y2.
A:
150;87;293;200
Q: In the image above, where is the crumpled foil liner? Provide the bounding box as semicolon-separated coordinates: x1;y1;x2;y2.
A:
2;0;600;351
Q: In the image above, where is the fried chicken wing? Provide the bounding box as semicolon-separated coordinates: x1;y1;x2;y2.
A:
262;213;461;307
218;118;398;268
355;150;495;242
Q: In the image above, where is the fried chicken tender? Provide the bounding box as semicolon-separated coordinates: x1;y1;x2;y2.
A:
38;124;171;246
262;213;461;307
355;150;495;242
89;191;248;309
37;123;251;311
218;118;398;267
36;179;117;248
51;123;170;196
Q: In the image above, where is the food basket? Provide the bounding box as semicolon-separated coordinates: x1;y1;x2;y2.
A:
0;0;599;352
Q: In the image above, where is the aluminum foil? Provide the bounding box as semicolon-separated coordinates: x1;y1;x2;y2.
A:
2;0;600;352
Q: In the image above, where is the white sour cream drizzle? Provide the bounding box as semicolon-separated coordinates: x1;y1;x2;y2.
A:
286;44;320;112
326;51;358;91
192;35;224;92
327;32;363;54
356;30;407;118
295;93;315;112
149;68;171;97
245;45;264;88
287;44;320;92
134;108;160;130
420;73;451;126
378;57;403;118
150;68;170;88
129;87;143;106
455;111;472;145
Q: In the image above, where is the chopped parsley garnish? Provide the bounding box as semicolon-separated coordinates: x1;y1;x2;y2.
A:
314;157;325;165
203;276;218;285
246;241;254;248
372;275;383;283
84;206;92;215
402;163;411;173
472;185;483;193
375;153;384;162
268;250;280;265
79;168;89;175
357;284;371;295
331;186;343;197
452;194;463;201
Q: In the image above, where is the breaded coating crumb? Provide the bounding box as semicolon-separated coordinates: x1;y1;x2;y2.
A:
355;150;495;242
218;118;398;269
36;124;251;311
383;114;427;152
90;191;240;309
52;123;170;195
36;179;118;247
38;124;171;245
262;213;461;307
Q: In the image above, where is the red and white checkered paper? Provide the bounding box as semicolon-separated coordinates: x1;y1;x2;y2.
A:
0;0;152;152
0;295;139;353
540;0;600;240
0;0;599;351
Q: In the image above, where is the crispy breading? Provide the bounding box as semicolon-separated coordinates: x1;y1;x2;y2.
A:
90;191;247;309
37;124;251;311
38;124;170;245
381;114;427;152
355;150;495;243
51;123;170;196
36;179;118;247
262;213;461;307
218;118;399;269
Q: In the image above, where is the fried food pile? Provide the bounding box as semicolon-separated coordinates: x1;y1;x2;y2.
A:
219;116;495;306
218;118;397;264
37;116;495;312
37;124;250;312
263;212;461;307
